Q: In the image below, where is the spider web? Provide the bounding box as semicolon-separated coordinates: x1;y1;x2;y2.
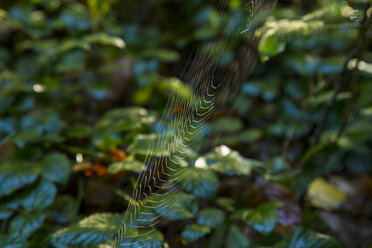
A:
114;0;277;247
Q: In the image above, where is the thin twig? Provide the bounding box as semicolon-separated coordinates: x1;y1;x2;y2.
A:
312;3;371;145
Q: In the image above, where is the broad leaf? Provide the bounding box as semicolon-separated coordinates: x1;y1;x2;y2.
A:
200;145;262;176
9;211;45;238
148;192;198;221
306;178;346;210
108;158;144;174
49;195;76;224
182;224;211;243
129;133;179;157
244;202;282;235
275;227;342;248
226;225;250;248
118;228;164;248
0;162;39;197
21;180;57;211
52;213;121;247
0;233;28;248
197;208;225;228
170;167;219;198
41;153;70;184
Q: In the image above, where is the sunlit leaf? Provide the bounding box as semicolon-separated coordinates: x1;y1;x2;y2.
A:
307;177;347;210
52;213;121;247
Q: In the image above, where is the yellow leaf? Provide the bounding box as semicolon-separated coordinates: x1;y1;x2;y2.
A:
307;177;346;210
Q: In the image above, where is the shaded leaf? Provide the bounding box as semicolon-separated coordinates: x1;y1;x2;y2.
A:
244;202;282;235
226;225;250;248
41;153;70;184
118;228;164;248
274;227;342;248
0;233;28;248
182;224;210;243
170;167;219;198
49;195;75;224
9;211;45;238
148;192;198;221
197;208;225;228
0;162;39;197
21;180;57;211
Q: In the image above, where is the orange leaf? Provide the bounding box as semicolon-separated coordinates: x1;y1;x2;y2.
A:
110;147;128;161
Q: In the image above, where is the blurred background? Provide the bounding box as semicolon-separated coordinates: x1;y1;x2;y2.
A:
0;0;372;247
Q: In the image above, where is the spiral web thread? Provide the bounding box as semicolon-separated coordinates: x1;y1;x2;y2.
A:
114;0;276;246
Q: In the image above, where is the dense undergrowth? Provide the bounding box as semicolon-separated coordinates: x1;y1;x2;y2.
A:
1;0;372;247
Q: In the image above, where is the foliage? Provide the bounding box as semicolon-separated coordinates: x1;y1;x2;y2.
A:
1;0;371;247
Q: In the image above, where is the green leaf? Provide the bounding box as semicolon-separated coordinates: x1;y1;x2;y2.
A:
52;213;121;247
182;224;211;243
21;180;57;211
170;167;219;198
87;0;111;19
108;158;144;173
216;197;236;212
118;228;164;248
200;145;262;176
148;192;198;221
40;153;70;184
140;49;180;62
208;117;243;133
124;205;156;227
258;35;286;59
226;225;250;248
244;202;282;235
0;162;40;197
267;157;290;174
258;19;324;59
156;77;193;101
83;33;125;49
129;133;179;157
93;107;155;150
197;208;225;228
274;227;342;248
49;195;76;224
9;211;45;238
0;233;28;248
